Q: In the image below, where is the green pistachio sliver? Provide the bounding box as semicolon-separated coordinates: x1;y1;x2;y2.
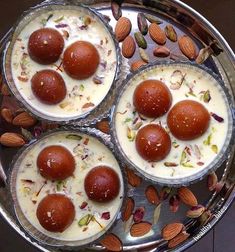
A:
203;90;211;103
182;162;194;168
78;214;93;227
211;144;218;154
54;16;64;23
203;133;212;146
180;149;187;164
124;118;132;123
56;181;66;191
66;134;82;141
40;18;47;27
79;84;85;91
172;140;179;148
127;127;136;141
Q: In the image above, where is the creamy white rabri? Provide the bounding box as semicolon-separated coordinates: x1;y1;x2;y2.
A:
115;64;231;180
14;131;124;241
11;8;117;120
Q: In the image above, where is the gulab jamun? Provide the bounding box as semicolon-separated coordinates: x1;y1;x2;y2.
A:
28;28;64;64
31;70;66;105
37;145;75;181
135;124;171;162
63;41;100;80
133;80;172;118
36;194;75;233
84;166;120;202
167;100;210;140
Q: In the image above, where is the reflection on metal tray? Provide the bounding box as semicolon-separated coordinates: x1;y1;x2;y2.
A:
0;0;234;252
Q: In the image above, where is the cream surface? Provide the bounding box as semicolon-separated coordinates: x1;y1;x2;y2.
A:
115;64;230;180
11;9;117;120
16;132;124;241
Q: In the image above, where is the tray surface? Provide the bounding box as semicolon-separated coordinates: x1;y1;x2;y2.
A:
0;0;234;252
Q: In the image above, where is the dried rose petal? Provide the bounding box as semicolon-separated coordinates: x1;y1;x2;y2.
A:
164;162;178;167
101;212;110;220
55;23;68;28
169;195;180;213
210;112;224;123
197;162;204;166
133;207;145;223
33;126;43;138
80;201;88;209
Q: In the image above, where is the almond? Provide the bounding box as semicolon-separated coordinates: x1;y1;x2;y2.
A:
0;132;26;147
12;112;37;128
145;185;160;205
99;233;122;251
178;35;197;60
96;120;110;134
1;84;11;96
122;197;135;221
1;108;13;123
115;17;132;42
122;36;136;58
130;60;147;72
125;167;142;187
130;222;152;237
149;23;166;45
153;46;170;57
178;187;198;206
162;222;184;241
168;231;190;248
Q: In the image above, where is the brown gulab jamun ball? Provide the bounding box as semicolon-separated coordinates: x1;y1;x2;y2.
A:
36;194;75;233
135;124;171;162
133;80;172;118
167;100;210;140
37;145;75;181
31;69;66;105
63;41;100;80
84;166;120;202
28;28;64;64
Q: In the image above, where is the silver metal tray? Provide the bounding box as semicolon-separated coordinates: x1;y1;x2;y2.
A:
0;0;234;251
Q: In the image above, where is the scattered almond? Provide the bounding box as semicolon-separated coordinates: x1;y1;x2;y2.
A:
96;120;110;134
0;132;26;147
153;46;170;57
168;231;190;248
162;222;184;241
122;197;135;221
145;185;160;205
1;108;13;123
122;36;136;58
130;222;152;237
130;60;147;72
100;233;122;252
115;17;132;42
1;84;11;96
125;167;142;187
149;23;166;45
12;112;37;128
178;187;198;206
178;35;197;60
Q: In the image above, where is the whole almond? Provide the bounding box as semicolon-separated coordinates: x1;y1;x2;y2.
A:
162;222;184;241
115;17;132;42
1;84;11;96
122;197;135;221
168;231;190;248
0;132;26;147
100;233;122;252
130;222;152;237
178;35;197;60
12;112;37;128
122;36;136;58
96;120;110;134
145;185;160;205
149;23;166;45
1;108;13;123
178;187;198;206
125;167;142;187
130;60;147;72
153;46;170;57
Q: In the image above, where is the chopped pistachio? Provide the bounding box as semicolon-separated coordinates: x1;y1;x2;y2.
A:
172;140;179;148
79;84;85;91
203;133;212;146
66;134;82;140
124;118;132;123
127;127;136;141
211;144;218;154
202;90;211;103
182;162;194;168
78;214;93;227
54;16;64;23
56;181;66;191
180;149;187;164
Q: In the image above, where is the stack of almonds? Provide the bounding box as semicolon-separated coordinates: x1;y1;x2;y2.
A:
111;0;219;73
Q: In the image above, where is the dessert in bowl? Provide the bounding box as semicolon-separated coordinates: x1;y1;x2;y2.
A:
112;62;234;186
9;129;124;247
3;4;119;122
